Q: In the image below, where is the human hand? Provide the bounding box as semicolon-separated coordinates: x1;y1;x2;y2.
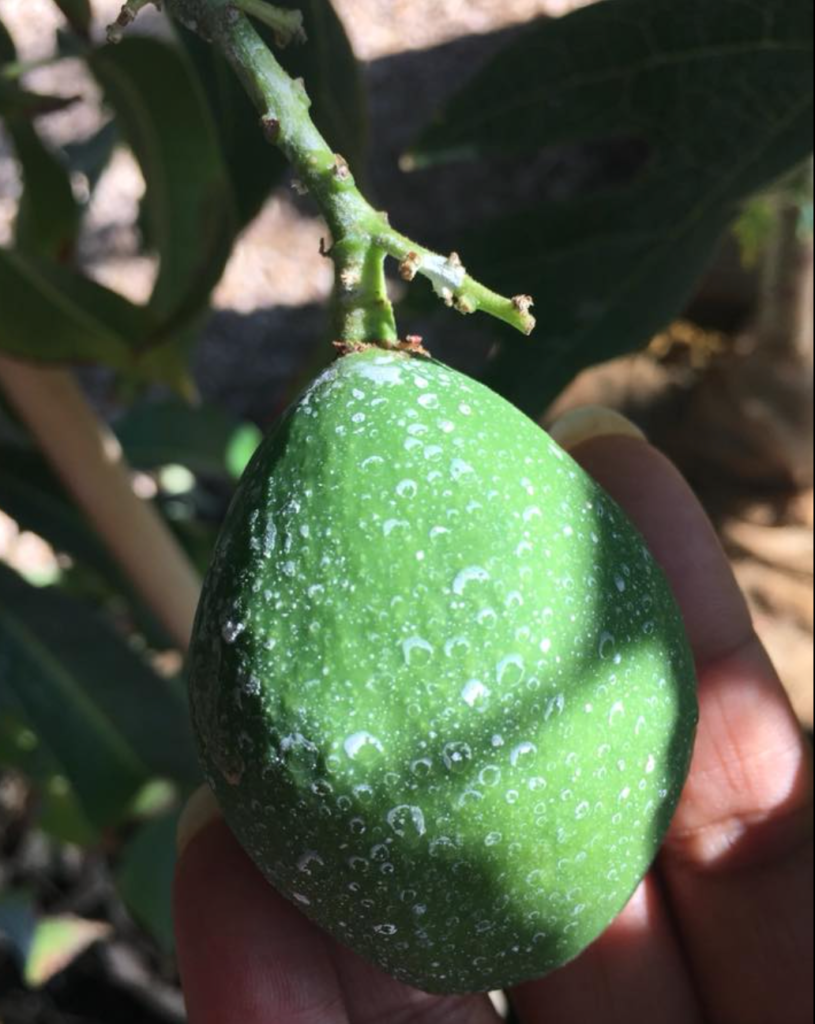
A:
174;409;813;1024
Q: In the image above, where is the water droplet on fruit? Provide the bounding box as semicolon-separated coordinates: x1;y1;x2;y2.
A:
443;742;473;772
402;636;434;666
451;458;475;481
297;851;325;874
599;632;616;660
461;680;490;708
444;636;471;658
344;732;384;761
397;479;418;499
511;742;538;768
221;619;245;645
453;566;490;595
479;765;502;787
497;654;525;686
387;805;426;838
609;701;625;725
384;518;410;537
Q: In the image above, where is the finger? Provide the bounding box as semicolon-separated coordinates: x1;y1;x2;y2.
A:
571;430;814;1024
511;875;702;1024
174;788;349;1024
331;940;502;1024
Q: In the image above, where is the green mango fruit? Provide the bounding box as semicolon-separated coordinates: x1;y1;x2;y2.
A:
189;348;698;994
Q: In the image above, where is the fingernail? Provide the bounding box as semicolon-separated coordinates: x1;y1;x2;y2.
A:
177;785;223;859
548;406;647;451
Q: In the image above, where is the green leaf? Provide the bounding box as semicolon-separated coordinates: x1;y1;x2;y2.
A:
52;0;92;39
9;119;81;261
0;564;200;828
0;249;151;365
114;397;257;476
414;0;814;164
116;811;180;953
89;36;238;338
412;0;814;413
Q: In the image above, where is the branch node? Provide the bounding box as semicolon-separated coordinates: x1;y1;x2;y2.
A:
398;335;432;358
399;251;423;282
333;155;352;181
512;294;537;334
454;294;477;315
107;0;161;43
260;114;281;142
340;264;363;291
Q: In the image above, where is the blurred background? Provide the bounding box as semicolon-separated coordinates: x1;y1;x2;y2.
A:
0;0;812;1020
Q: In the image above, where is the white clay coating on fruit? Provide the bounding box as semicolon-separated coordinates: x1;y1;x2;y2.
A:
188;349;698;994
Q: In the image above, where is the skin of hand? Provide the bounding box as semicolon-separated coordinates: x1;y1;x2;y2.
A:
174;406;814;1024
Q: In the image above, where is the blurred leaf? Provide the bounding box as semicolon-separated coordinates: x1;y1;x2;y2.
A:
0;14;16;64
0;80;79;118
177;0;367;227
226;423;263;479
0;249;152;365
8;119;81;261
0;695;99;844
177;26;287;229
115;397;256;476
0;446;133;580
63;119;119;199
277;0;367;176
0;564;200;828
27;916;110;987
734;197;777;269
0;891;37;967
413;0;814;412
89;37;237;339
52;0;92;39
116;810;180;953
0;446;175;648
0;894;109;986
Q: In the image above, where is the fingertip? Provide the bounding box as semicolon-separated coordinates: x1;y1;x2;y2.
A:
177;784;223;859
548;406;647;450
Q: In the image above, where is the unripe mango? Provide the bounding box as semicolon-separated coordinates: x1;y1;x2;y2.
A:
189;349;697;994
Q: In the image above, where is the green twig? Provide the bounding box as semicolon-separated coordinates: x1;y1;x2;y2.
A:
118;0;537;345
